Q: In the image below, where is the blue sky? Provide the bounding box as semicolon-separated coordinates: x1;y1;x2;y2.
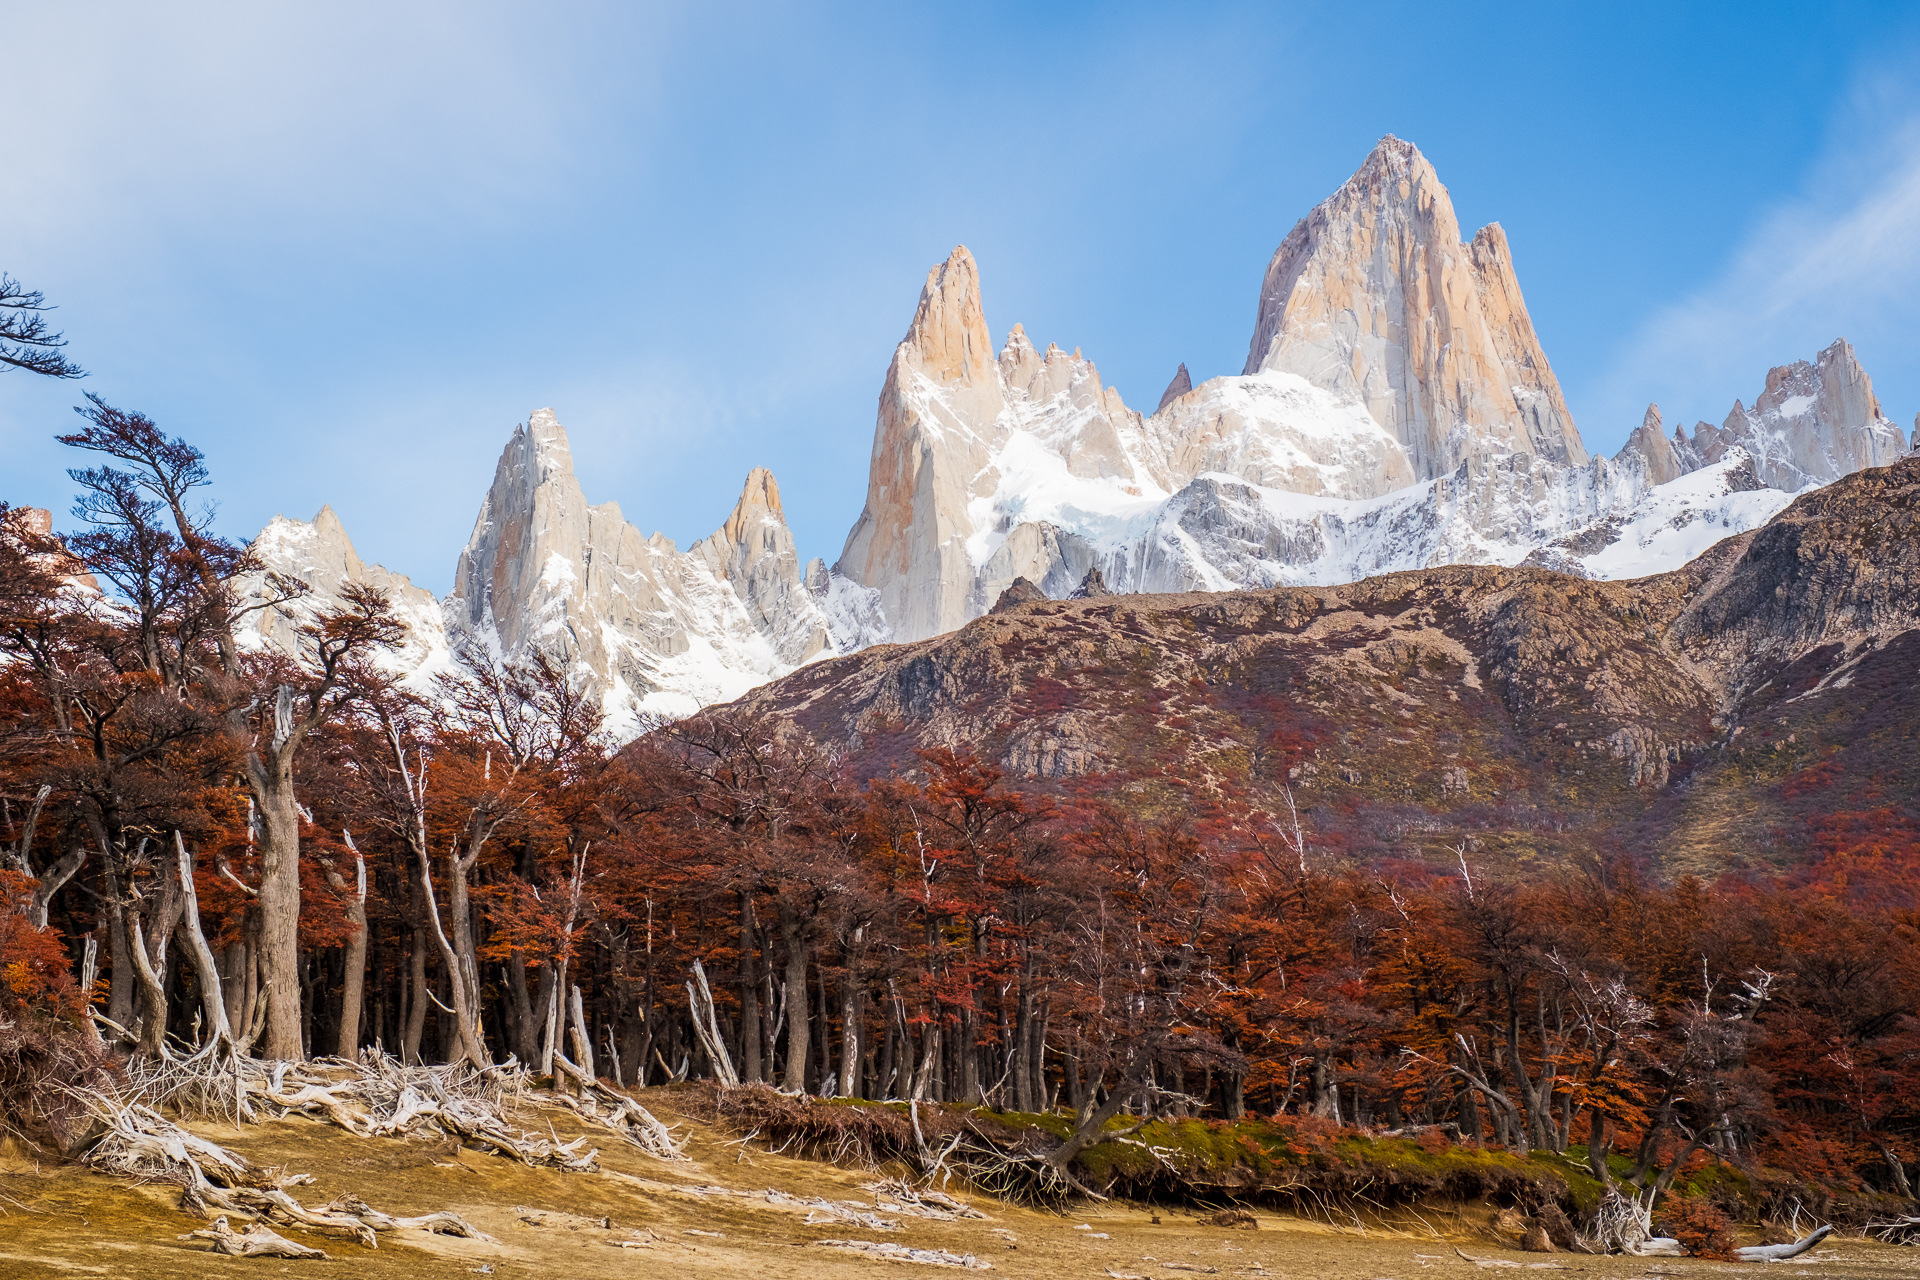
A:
5;1;1920;593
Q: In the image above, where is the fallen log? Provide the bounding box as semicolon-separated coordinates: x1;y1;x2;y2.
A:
1452;1247;1569;1269
1732;1224;1833;1262
325;1194;496;1241
183;1216;329;1259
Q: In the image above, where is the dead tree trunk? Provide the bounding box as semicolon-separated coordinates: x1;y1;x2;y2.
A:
173;831;234;1049
738;890;762;1082
686;958;740;1086
402;927;428;1064
247;686;309;1061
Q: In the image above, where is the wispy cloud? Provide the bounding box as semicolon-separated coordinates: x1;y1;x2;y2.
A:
1590;65;1920;443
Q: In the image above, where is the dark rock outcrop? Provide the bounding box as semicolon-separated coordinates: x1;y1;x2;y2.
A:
1155;363;1192;414
989;577;1047;613
1067;567;1112;599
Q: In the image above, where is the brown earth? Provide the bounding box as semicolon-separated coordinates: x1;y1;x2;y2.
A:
0;1092;1911;1279
726;459;1920;880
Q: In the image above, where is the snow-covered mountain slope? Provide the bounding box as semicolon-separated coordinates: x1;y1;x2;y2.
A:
233;505;452;691
1542;455;1797;581
240;412;881;735
444;409;874;731
831;137;1910;641
1665;338;1907;490
240;135;1910;736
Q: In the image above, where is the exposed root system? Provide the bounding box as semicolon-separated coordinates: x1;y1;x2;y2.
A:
79;1096;495;1251
712;1085;1076;1206
123;1047;684;1169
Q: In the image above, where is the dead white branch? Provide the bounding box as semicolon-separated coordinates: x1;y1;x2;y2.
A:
814;1238;991;1268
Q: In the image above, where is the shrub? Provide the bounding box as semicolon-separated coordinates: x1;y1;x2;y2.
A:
1658;1192;1735;1260
0;894;117;1151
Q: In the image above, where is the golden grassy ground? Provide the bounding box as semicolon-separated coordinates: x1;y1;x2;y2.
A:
0;1090;1910;1280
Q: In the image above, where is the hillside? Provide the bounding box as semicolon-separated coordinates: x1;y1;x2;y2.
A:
732;458;1920;879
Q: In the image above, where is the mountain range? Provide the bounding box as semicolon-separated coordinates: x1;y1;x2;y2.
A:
237;137;1912;734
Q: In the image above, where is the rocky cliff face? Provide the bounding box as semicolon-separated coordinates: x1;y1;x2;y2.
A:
1243;135;1587;480
734;457;1920;879
835;248;1010;645
1617;405;1685;487
1155;364;1192;414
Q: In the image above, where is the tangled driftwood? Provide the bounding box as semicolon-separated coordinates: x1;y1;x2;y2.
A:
860;1178;989;1220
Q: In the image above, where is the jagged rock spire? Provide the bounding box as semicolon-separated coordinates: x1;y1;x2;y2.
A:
1067;566;1112;599
1672;339;1908;489
1617;404;1684;486
837;246;1012;644
1243;135;1587;478
445;410;841;728
691;468;829;665
989;577;1046;613
1155;363;1192;414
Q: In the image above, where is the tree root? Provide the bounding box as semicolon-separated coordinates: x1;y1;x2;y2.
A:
121;1049;651;1171
537;1060;688;1161
860;1178;989;1220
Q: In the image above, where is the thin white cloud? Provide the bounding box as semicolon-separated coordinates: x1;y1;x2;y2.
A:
1591;69;1920;443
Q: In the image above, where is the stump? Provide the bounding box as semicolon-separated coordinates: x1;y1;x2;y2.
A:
1536;1205;1577;1252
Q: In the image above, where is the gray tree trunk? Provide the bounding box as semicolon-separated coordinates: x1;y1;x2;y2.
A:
779;904;809;1092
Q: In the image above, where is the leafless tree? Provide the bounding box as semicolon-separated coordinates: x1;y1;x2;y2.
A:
1;274;84;378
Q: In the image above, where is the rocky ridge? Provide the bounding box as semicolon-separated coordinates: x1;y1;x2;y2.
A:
234;505;450;687
733;457;1920;878
1641;338;1908;490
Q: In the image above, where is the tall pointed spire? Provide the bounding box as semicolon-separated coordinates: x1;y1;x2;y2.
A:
1243;135;1587;478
